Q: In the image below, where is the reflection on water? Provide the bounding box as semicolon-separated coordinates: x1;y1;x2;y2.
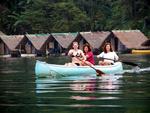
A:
35;75;124;109
70;79;96;92
0;55;150;113
98;75;122;90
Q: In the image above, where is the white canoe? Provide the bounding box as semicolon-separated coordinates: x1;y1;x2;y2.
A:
35;60;123;77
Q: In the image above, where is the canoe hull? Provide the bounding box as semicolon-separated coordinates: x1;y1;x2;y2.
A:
35;60;123;77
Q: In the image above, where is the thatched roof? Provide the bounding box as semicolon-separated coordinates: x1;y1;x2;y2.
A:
25;34;50;50
0;31;6;35
112;30;148;49
51;33;76;48
0;35;24;50
79;31;111;48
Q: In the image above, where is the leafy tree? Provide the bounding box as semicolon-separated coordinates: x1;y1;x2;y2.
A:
0;0;149;36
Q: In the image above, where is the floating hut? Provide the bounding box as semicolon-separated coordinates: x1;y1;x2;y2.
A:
112;30;148;53
25;34;51;56
0;35;24;57
132;39;150;54
0;30;149;56
69;31;111;54
50;33;77;55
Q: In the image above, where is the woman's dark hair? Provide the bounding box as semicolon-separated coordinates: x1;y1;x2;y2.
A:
83;43;91;53
103;42;113;53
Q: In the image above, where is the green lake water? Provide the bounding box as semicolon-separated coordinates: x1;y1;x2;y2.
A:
0;54;150;113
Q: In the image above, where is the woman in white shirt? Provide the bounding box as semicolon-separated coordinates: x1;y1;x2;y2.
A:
97;43;119;65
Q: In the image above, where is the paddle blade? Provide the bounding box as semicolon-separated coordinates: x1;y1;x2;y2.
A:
122;61;138;66
96;69;104;76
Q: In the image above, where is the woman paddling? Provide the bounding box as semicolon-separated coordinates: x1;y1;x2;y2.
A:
97;42;119;65
66;42;86;66
82;43;95;66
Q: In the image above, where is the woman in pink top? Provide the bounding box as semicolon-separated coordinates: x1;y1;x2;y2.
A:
83;44;95;66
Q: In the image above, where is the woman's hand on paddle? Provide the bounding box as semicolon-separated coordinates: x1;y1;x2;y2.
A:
81;60;85;63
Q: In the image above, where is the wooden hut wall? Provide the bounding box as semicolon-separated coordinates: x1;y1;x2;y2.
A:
50;39;66;53
0;39;10;55
40;39;51;54
48;42;54;49
24;40;34;54
78;38;83;50
46;41;53;54
0;40;4;54
117;40;127;52
31;46;36;54
46;36;55;50
36;45;46;56
15;43;24;53
108;35;122;52
18;38;28;54
52;40;62;53
4;44;10;54
110;36;117;51
110;36;127;52
58;43;63;53
54;41;62;53
72;34;87;50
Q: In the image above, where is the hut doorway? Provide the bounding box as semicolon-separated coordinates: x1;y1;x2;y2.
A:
54;40;60;54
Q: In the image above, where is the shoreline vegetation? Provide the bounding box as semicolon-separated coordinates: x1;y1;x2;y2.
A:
0;0;149;37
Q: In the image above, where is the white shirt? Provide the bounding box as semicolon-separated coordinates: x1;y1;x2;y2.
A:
97;51;119;63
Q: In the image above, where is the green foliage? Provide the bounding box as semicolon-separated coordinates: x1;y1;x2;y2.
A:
0;0;149;37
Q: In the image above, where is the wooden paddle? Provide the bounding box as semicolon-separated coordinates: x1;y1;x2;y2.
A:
71;55;104;76
99;57;138;67
83;62;105;76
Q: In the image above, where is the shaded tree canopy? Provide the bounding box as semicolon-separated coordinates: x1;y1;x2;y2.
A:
0;0;149;37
